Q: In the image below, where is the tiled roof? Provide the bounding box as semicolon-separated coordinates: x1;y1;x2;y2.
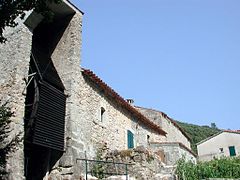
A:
223;130;240;134
135;106;191;141
151;142;197;157
81;68;167;136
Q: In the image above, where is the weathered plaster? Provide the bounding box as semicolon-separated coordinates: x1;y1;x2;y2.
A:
197;132;240;161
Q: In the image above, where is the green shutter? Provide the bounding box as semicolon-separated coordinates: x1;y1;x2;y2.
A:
127;130;134;149
229;146;236;156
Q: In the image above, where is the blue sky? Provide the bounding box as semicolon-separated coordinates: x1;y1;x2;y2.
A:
70;0;240;130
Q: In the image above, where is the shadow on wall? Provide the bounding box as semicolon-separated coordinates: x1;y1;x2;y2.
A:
24;12;74;180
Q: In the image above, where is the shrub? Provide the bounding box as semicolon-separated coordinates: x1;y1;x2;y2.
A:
0;102;14;179
176;157;240;180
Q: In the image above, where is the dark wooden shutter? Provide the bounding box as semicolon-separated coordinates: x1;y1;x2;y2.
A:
229;146;236;157
32;81;66;151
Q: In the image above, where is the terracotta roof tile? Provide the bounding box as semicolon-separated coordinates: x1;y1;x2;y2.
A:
223;130;240;134
81;68;167;136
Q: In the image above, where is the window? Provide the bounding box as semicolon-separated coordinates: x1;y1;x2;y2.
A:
219;148;224;153
229;146;236;157
127;130;134;149
147;135;150;145
100;107;105;122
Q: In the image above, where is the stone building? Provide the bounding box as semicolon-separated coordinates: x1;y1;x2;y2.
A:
136;107;196;165
197;130;240;161
0;0;196;179
0;0;84;179
78;68;166;157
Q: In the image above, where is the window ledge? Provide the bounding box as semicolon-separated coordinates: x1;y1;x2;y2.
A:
93;120;106;129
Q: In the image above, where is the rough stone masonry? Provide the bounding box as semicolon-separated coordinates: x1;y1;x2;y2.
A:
0;1;83;179
0;1;196;179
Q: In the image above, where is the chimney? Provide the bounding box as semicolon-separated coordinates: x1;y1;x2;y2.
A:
126;99;134;105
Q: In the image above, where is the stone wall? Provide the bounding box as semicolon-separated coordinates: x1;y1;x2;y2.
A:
48;11;84;179
150;142;196;166
77;145;176;180
69;72;166;159
47;66;166;179
51;11;83;159
136;107;191;149
44;6;166;178
0;15;33;180
0;2;84;179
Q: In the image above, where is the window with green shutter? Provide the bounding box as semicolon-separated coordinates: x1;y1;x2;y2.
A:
127;130;134;149
229;146;236;157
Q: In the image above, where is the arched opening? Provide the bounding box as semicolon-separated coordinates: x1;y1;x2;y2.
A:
101;107;106;122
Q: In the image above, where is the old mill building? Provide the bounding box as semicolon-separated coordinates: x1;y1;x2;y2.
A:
0;1;196;179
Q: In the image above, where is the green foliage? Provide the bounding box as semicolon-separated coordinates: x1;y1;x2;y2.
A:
0;103;13;134
146;154;155;163
211;122;217;129
0;0;62;43
176;157;240;180
0;102;21;179
91;163;105;179
0;102;13;178
91;144;107;179
175;121;221;153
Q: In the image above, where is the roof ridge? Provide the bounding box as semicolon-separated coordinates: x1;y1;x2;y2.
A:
197;130;240;145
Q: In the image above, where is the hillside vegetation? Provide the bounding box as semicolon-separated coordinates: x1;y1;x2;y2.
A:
175;121;221;153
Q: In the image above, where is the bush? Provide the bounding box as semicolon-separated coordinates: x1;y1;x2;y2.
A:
176;157;240;180
0;102;21;179
0;102;13;178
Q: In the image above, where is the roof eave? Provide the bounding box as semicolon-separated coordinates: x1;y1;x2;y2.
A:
81;68;167;136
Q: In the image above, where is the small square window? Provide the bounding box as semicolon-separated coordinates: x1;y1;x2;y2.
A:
219;148;223;153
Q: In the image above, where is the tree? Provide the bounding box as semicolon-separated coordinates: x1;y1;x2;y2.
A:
0;0;62;43
210;122;217;129
0;102;13;178
0;102;21;179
